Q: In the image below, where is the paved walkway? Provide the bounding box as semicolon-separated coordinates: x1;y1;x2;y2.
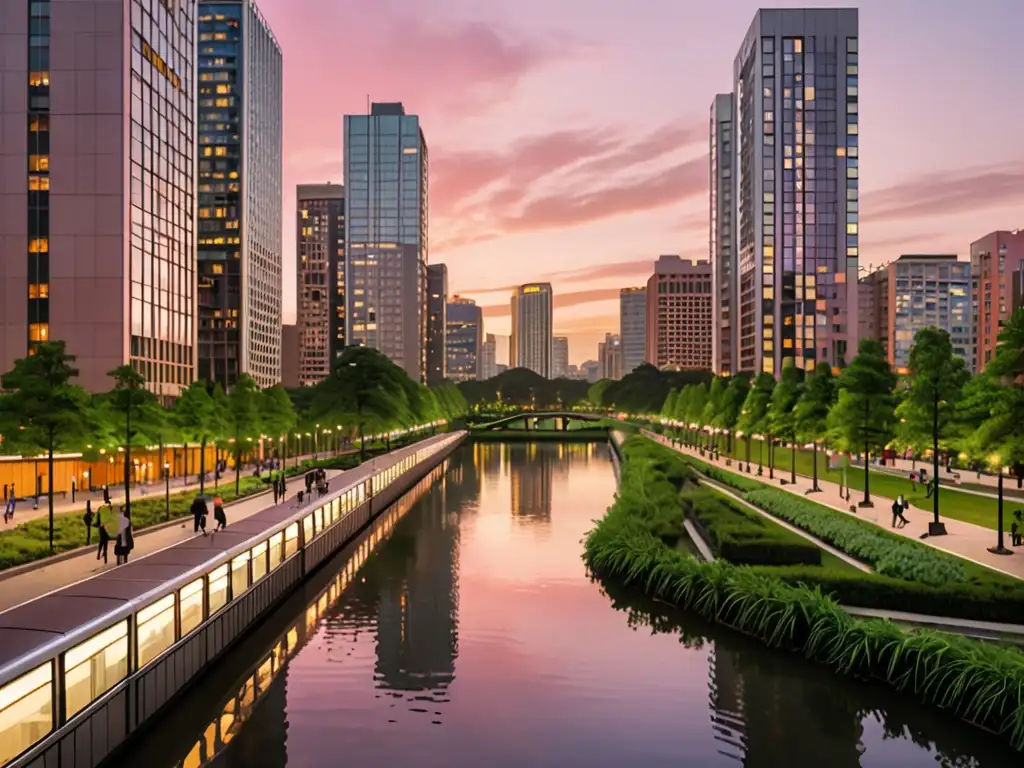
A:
860;460;1024;502
643;431;1024;581
0;470;340;613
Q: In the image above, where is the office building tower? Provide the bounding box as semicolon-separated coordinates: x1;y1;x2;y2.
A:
646;256;713;370
344;102;429;382
581;360;600;383
598;333;623;380
551;336;570;378
479;333;497;380
857;264;889;359
619;287;648;375
281;324;300;387
446;296;481;382
510;283;553;377
971;231;1024;372
296;183;345;386
0;0;197;398
197;1;283;388
426;264;448;385
710;94;736;376
731;8;859;375
888;255;972;372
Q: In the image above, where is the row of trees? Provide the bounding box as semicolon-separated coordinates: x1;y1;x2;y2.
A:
660;309;1024;540
0;342;468;551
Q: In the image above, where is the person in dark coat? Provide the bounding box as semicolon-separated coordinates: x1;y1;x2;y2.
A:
213;496;227;531
103;485;111;505
83;501;94;545
97;523;111;564
191;496;207;534
115;506;133;565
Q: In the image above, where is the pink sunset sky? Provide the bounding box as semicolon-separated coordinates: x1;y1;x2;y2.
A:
265;0;1024;366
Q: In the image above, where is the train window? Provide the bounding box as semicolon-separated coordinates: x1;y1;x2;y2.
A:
137;594;176;667
314;506;324;533
0;663;52;765
231;553;250;599
208;564;229;614
251;541;268;583
179;579;204;636
268;531;283;571
303;514;314;543
64;621;129;717
284;523;299;558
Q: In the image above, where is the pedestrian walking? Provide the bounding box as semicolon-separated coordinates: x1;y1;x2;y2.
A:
96;522;111;564
191;495;207;534
4;495;15;524
103;485;111;505
273;475;279;504
83;501;94;545
213;496;227;531
908;471;917;491
304;470;314;497
115;506;133;565
892;496;909;528
71;474;77;503
278;474;286;503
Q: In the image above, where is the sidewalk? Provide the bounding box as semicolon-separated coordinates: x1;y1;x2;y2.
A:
0;469;341;614
643;432;1024;582
862;460;1024;502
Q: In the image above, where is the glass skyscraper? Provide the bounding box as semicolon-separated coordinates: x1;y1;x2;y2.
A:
727;8;859;376
426;264;448;385
0;0;197;399
510;283;553;378
343;103;429;382
446;297;482;382
197;0;282;388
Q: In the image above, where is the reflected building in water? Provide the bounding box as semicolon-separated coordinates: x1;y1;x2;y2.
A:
508;444;553;520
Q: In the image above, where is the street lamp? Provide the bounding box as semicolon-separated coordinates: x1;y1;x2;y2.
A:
164;462;170;521
987;456;1012;556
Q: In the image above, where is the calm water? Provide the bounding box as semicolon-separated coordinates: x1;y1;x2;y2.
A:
116;442;1017;767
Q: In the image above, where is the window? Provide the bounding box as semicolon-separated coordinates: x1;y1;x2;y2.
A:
179;579;204;636
268;531;283;571
64;622;129;717
208;563;229;614
28;175;49;191
314;506;324;533
303;514;314;543
28;154;48;172
284;523;299;558
0;663;52;765
137;594;176;667
28;323;49;342
231;552;250;598
28;283;48;299
251;541;268;583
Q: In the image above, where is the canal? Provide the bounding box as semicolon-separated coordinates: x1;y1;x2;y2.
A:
113;441;1017;767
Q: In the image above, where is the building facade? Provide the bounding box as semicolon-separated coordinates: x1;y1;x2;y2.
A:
510;283;553;378
646;256;713;370
857;265;889;359
343;102;428;382
197;0;283;388
971;231;1024;373
445;297;481;381
479;333;497;380
426;264;447;385
888;255;972;373
0;0;197;398
731;8;859;375
295;183;344;386
552;336;569;378
619;287;647;376
281;324;299;387
710;93;736;376
598;333;623;380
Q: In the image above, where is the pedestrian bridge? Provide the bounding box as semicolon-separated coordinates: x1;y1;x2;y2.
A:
473;412;606;432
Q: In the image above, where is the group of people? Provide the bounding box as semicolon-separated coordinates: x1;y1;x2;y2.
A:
82;502;135;565
190;495;228;535
297;468;329;504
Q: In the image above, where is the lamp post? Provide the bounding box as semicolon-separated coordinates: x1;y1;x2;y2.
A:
987;459;1012;556
164;462;170;521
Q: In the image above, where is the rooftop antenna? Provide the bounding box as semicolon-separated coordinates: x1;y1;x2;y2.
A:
366;94;370;114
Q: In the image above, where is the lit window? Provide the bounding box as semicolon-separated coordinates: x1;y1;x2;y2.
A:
28;155;49;172
64;622;128;717
28;238;48;253
28;323;49;342
29;71;49;87
28;283;49;299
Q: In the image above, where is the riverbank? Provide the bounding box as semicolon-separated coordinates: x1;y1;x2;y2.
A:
583;435;1024;752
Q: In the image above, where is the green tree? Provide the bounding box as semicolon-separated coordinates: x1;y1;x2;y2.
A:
736;372;774;473
897;328;970;534
226;374;262;495
261;384;298;465
174;381;224;493
661;389;678;422
827;339;898;507
0;342;92;551
702;378;725;451
768;359;805;484
794;362;836;492
718;376;750;454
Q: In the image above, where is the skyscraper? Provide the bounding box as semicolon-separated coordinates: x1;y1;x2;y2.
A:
446;296;482;381
646;256;713;370
619;287;648;375
971;230;1024;373
510;283;553;378
480;333;497;380
730;8;859;375
857;264;889;360
344;102;429;382
598;333;623;380
296;183;345;386
197;0;283;388
426;264;448;385
552;336;569;378
710;94;736;376
0;0;197;399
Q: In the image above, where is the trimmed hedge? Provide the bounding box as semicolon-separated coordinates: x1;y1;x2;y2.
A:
680;486;821;567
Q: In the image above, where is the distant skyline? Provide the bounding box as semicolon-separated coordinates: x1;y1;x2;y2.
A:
266;0;1024;364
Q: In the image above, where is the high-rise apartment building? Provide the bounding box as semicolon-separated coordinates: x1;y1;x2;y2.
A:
552;336;570;378
445;296;481;381
857;264;889;359
646;256;713;370
510;283;553;378
729;8;859;375
281;324;299;388
619;287;647;375
710;93;736;376
426;264;448;385
971;231;1024;372
344;102;429;382
197;1;283;388
0;0;197;399
888;255;972;372
598;333;623;380
480;333;497;380
295;183;344;386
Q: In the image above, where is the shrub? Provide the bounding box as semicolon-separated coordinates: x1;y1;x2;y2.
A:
680;486;821;567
